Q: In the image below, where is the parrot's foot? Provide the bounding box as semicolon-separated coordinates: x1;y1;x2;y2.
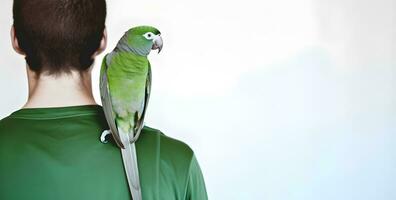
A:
100;130;112;144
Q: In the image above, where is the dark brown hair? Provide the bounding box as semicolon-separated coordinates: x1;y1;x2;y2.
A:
13;0;107;75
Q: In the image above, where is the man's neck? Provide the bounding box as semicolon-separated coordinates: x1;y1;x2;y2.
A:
23;67;97;109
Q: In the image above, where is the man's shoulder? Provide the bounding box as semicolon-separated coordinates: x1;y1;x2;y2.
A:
140;125;195;164
0;115;17;133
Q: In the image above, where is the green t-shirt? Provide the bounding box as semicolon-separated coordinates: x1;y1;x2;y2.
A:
0;105;207;200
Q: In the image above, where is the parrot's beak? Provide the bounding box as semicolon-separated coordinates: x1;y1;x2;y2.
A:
152;35;163;54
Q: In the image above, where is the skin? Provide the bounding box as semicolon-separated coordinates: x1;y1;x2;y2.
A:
10;26;108;108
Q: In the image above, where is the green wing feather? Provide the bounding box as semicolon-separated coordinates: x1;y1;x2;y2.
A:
99;54;124;148
133;61;152;141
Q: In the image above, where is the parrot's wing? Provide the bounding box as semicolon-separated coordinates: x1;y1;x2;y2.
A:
100;55;125;149
131;61;152;142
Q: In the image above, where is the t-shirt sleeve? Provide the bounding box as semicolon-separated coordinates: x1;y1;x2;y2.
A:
185;153;208;200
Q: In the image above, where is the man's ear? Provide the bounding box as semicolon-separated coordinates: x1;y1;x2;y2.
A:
93;28;107;57
10;25;25;55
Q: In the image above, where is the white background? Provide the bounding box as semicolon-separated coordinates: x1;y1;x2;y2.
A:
1;0;395;199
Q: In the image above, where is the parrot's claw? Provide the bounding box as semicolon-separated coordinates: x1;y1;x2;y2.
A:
100;130;112;144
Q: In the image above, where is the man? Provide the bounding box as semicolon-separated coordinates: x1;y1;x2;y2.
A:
0;0;208;199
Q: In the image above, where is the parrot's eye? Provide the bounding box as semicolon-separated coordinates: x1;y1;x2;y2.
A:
143;32;155;40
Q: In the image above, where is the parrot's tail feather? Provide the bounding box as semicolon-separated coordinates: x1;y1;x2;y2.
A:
119;129;142;200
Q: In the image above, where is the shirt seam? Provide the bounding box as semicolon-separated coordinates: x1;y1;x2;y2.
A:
182;152;195;200
7;113;99;120
157;131;162;200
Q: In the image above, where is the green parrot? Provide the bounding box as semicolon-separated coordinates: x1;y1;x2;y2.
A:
99;26;163;200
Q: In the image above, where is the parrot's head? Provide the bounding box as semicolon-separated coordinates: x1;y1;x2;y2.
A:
121;26;163;56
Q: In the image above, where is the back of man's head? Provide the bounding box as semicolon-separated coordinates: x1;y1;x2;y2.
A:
13;0;107;75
